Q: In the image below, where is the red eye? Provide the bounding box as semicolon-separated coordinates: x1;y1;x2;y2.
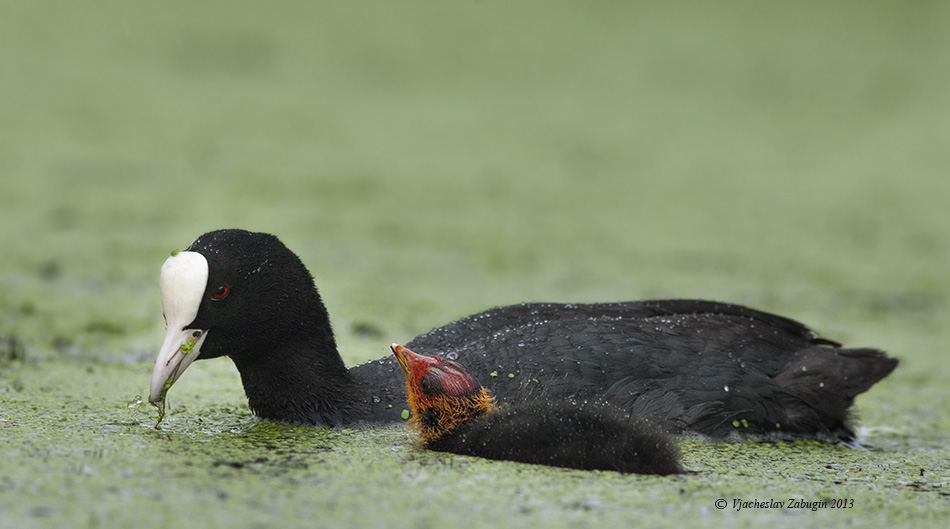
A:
211;286;229;300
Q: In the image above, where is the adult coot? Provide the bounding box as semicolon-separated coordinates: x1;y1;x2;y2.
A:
392;344;681;475
150;229;897;442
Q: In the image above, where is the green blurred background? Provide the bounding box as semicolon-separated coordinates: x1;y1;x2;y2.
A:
1;1;948;528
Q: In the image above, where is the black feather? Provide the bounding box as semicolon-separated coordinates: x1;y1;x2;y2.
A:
426;399;682;475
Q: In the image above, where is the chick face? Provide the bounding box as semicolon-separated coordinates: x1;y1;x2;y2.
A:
392;344;496;443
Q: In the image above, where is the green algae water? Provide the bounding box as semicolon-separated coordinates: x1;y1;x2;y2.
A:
1;1;949;528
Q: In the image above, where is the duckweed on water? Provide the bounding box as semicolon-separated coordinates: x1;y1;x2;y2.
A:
2;1;949;528
0;335;26;363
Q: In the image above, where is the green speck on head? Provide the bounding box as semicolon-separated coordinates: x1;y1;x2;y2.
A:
489;371;498;378
171;248;180;257
400;409;410;420
741;419;749;428
732;420;740;428
775;423;781;429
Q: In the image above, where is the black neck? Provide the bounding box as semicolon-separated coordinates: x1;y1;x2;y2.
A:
230;338;410;426
231;337;368;426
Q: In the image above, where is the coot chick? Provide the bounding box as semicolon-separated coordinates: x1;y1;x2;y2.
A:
149;229;897;441
392;344;681;475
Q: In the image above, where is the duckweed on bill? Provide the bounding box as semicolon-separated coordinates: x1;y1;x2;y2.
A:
181;331;202;355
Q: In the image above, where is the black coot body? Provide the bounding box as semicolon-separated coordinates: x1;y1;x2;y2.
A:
393;301;896;442
154;229;897;442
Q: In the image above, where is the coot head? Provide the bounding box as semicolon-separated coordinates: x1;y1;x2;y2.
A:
150;229;336;411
